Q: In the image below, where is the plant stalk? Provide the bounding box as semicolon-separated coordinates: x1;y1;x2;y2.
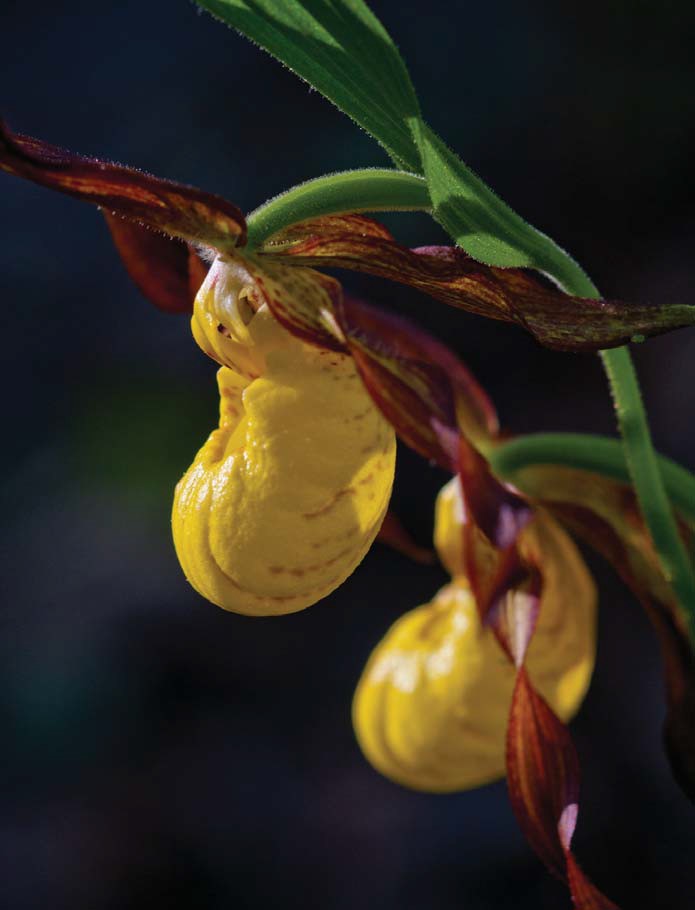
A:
246;169;430;249
489;433;695;528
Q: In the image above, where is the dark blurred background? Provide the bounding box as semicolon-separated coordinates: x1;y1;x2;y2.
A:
2;1;695;907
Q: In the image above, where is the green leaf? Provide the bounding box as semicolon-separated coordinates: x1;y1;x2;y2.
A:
196;0;422;172
416;122;590;283
196;0;591;285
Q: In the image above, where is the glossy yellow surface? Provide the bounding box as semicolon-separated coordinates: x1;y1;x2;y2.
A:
173;254;396;616
353;477;596;792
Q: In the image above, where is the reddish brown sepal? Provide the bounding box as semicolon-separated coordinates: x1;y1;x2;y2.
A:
506;668;579;878
506;670;620;908
338;298;459;468
567;855;621;910
376;510;435;565
447;435;534;630
516;464;695;803
452;499;618;907
104;215;208;314
336;297;499;467
0;119;246;249
458;435;532;551
343;293;498;445
263;215;695;351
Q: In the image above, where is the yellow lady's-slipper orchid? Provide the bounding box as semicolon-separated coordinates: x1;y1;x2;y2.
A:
353;477;596;792
173;254;396;615
3;116;694;907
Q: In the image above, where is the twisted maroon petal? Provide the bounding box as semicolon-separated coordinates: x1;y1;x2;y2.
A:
445;473;618;907
521;464;695;803
336;296;498;465
506;669;620;909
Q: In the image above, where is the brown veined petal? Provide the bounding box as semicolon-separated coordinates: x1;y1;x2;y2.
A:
457;435;533;553
261;215;695;351
434;477;597;700
566;855;622;910
506;667;579;879
514;463;695;802
241;253;347;352
488;513;613;907
432;444;533;619
0;119;246;249
270;213;394;245
432;473;610;905
335;298;499;467
340;295;499;446
507;670;620;909
104;215;208;314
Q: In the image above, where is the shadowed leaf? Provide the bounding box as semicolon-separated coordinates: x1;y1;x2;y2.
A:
417;123;562;269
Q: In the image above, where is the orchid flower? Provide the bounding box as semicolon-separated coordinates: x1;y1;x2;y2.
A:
354;479;597;793
3;118;695;909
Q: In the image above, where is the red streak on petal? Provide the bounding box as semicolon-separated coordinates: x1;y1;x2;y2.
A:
1;119;246;249
105;215;207;314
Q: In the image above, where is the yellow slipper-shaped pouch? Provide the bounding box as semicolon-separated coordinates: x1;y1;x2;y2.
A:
353;478;596;791
173;254;397;616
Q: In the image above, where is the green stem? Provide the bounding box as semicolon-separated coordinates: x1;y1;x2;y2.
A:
489;433;695;527
543;259;695;626
245;168;430;249
600;346;695;615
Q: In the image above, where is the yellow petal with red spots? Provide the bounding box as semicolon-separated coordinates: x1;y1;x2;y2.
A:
172;255;396;615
